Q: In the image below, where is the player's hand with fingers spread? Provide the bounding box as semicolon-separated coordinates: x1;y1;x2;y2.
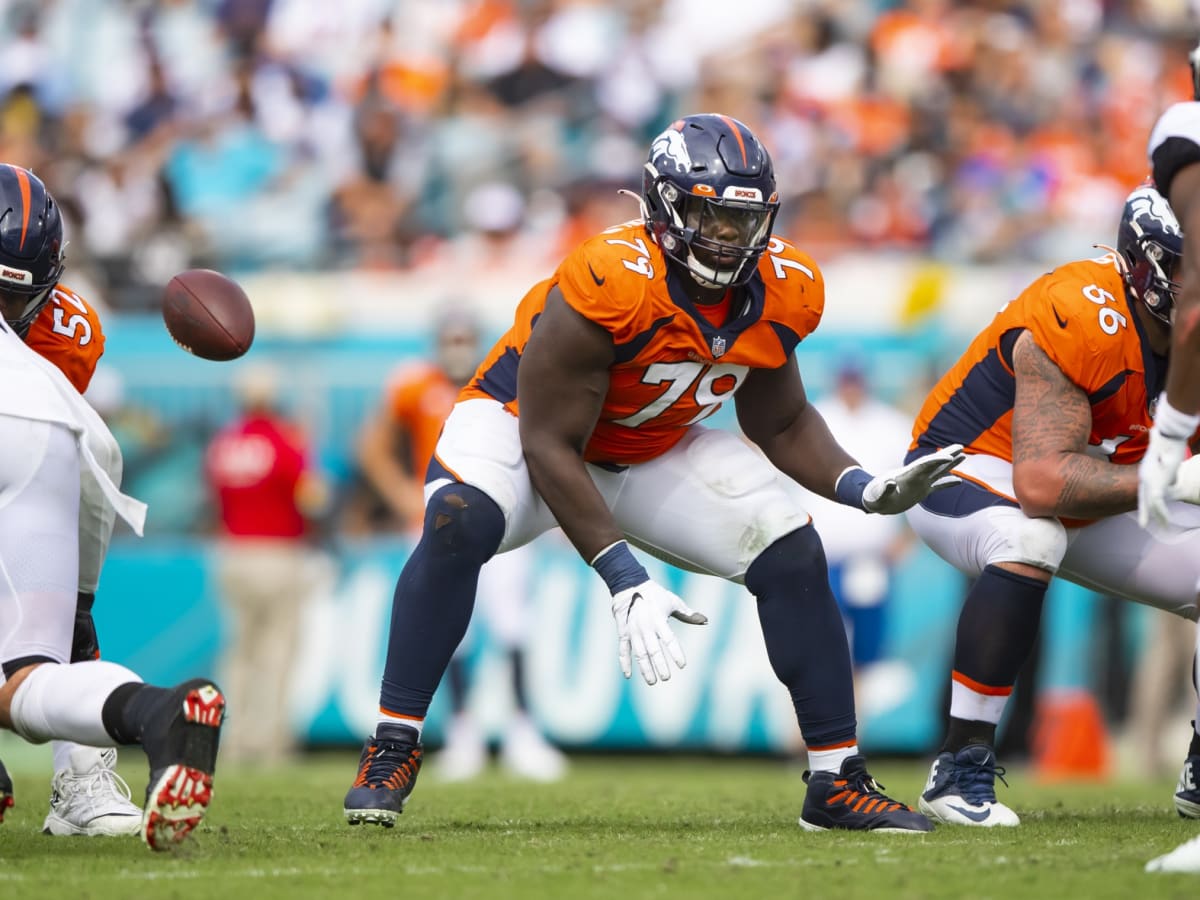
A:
611;580;707;685
591;540;707;685
835;443;966;515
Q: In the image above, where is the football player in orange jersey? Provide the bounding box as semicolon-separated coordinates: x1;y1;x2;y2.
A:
342;114;963;833
357;309;566;781
905;184;1200;829
0;164;142;837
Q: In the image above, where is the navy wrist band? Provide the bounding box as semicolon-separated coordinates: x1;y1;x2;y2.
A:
592;541;649;593
834;467;873;510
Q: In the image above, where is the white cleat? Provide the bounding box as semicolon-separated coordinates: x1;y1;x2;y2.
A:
918;745;1020;827
1147;834;1200;873
43;747;142;837
500;716;567;783
433;715;487;783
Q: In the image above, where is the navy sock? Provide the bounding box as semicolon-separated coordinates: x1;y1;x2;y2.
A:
745;526;856;748
378;484;505;719
944;565;1048;753
953;564;1048;691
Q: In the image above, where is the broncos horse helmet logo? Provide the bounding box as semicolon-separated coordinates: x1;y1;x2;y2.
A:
650;128;692;174
1128;186;1182;238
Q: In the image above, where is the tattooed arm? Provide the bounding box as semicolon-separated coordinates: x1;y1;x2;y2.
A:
1010;329;1138;518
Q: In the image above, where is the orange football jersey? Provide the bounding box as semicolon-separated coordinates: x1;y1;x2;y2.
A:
386;361;460;479
461;221;825;465
912;253;1164;467
23;284;105;393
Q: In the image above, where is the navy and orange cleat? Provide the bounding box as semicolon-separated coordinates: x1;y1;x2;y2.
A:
139;679;225;851
799;755;934;833
0;757;13;823
344;723;423;827
1175;753;1200;818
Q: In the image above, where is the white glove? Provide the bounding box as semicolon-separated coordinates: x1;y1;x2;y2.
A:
1138;397;1200;530
1138;427;1190;529
1169;455;1200;504
611;579;708;686
842;444;965;515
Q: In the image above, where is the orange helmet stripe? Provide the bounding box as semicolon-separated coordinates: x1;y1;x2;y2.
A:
718;115;748;166
9;165;31;250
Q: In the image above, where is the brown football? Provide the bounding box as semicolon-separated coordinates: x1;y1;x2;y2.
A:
162;269;255;361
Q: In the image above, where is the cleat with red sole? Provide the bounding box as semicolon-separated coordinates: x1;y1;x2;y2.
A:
142;765;215;850
139;680;225;851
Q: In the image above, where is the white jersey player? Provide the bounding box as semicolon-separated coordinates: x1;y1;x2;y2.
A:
0;167;224;851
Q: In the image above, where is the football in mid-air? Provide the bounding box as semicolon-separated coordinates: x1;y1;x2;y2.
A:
162;269;255;361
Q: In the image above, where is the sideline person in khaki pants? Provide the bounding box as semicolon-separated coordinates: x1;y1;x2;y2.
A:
205;364;330;765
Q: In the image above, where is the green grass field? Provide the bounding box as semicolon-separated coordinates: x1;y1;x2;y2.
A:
3;742;1200;900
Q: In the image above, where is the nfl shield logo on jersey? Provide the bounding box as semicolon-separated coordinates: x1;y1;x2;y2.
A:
711;335;727;358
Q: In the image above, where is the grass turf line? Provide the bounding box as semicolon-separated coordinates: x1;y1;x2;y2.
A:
0;753;1197;899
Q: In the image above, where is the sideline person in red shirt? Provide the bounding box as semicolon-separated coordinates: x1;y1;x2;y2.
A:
206;363;329;765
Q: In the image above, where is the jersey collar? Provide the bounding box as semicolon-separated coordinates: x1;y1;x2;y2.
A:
664;267;766;360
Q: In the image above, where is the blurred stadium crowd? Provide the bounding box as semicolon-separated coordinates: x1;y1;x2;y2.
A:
0;0;1195;314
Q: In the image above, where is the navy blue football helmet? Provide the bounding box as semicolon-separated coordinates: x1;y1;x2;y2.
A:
1117;184;1182;327
0;164;65;337
641;114;779;288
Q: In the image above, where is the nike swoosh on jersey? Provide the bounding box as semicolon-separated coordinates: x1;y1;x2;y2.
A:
1052;306;1068;329
587;262;606;286
947;803;993;823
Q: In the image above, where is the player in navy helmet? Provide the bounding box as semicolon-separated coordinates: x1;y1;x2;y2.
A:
0;165;65;338
641;114;780;289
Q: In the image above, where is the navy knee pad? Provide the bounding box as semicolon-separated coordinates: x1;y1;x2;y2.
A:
745;525;828;597
422;483;506;564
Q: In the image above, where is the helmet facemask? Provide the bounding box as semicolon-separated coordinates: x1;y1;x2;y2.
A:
0;278;58;338
1125;235;1180;327
647;172;778;288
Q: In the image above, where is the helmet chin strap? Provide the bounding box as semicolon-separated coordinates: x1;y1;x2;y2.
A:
684;250;737;288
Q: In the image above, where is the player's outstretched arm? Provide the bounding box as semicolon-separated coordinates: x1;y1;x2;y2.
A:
735;360;858;499
736;361;961;514
518;288;705;686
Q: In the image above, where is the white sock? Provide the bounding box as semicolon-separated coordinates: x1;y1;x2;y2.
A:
949;676;1009;726
377;711;423;740
9;661;142;746
51;740;77;775
807;744;858;774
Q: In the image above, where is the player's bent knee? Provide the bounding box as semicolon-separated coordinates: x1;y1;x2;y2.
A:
423;482;506;563
987;510;1068;572
744;525;828;596
0;661;49;728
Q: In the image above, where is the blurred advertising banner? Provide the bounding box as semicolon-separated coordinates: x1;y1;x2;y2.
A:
93;536;1121;755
